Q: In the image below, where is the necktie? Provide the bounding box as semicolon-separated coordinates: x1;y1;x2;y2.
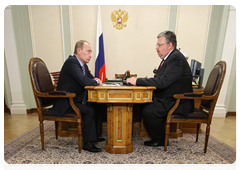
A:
157;59;164;71
81;64;87;105
82;65;85;75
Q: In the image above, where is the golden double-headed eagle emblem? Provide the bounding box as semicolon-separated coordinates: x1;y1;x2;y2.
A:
111;9;128;30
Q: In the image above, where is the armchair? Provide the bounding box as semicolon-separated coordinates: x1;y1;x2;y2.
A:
164;61;226;153
29;57;82;152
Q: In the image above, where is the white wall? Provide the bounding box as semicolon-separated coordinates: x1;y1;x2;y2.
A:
176;5;211;65
29;5;65;72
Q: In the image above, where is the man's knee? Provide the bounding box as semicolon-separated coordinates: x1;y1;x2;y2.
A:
77;104;96;119
142;104;154;118
85;108;96;119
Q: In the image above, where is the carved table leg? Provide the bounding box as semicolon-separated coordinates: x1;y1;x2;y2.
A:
106;103;133;154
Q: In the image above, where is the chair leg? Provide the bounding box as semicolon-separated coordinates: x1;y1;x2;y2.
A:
77;123;82;153
196;123;200;142
204;125;210;153
39;121;44;150
55;121;58;140
164;123;170;151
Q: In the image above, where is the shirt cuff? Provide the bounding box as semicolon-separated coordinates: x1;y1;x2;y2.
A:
95;79;99;85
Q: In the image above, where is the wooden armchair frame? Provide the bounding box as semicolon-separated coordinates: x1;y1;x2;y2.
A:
29;57;82;153
165;61;226;153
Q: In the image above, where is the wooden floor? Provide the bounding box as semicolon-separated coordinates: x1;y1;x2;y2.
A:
4;112;236;149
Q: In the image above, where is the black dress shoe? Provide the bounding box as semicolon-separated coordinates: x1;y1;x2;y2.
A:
144;139;169;147
83;142;102;152
93;137;105;142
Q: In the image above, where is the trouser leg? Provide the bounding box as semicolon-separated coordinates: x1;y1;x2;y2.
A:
75;103;102;142
92;103;102;136
142;103;166;141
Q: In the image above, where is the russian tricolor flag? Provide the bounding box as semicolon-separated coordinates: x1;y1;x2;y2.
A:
95;5;106;82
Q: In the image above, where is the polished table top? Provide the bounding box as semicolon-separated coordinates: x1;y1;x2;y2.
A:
85;85;156;90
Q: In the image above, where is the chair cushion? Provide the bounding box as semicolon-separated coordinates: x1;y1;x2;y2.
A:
171;108;208;120
42;109;77;118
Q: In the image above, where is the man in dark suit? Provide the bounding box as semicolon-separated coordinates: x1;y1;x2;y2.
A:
126;31;194;147
50;40;104;152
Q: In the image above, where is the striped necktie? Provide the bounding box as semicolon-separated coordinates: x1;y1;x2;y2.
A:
81;65;87;105
82;65;85;75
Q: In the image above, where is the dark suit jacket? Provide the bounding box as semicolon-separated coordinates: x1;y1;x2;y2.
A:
50;55;98;117
136;49;194;118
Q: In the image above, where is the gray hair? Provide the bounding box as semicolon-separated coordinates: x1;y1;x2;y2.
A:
157;31;177;48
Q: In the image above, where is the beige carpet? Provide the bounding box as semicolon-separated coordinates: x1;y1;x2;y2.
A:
4;122;236;164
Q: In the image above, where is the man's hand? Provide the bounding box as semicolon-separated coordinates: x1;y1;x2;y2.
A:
94;78;103;86
126;77;137;85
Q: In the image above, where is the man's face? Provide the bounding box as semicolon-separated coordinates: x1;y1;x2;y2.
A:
78;42;92;64
155;36;171;59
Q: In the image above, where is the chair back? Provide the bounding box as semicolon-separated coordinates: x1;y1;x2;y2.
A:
50;71;60;85
201;61;226;111
29;57;55;107
115;73;137;79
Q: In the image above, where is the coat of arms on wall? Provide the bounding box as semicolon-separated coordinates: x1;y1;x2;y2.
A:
111;9;128;30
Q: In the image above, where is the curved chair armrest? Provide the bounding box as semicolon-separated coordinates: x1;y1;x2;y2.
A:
37;91;76;98
38;91;81;119
173;93;215;100
166;97;181;122
173;93;202;100
184;92;203;97
167;93;216;122
48;91;81;119
69;97;82;119
48;90;67;96
167;93;200;121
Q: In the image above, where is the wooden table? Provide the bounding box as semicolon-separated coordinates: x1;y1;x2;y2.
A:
85;85;156;154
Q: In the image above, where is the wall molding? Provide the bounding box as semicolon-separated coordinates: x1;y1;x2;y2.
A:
226;112;236;117
27;108;38;114
4;6;26;114
69;5;74;53
28;5;37;57
202;5;212;67
214;104;227;117
216;5;236;118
